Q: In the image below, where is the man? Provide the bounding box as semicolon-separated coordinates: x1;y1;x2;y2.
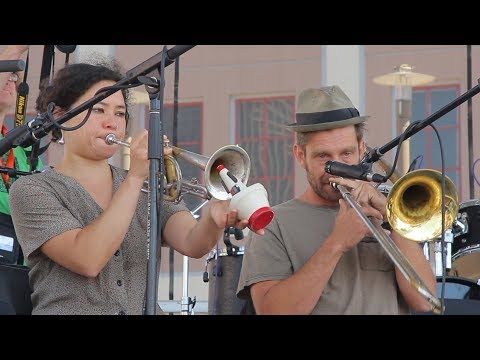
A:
236;85;436;315
0;45;42;265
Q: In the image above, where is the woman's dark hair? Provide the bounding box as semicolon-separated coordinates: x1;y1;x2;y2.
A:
36;61;131;141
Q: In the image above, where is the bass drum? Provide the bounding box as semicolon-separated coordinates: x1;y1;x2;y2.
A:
450;199;480;281
436;276;480;315
206;246;248;315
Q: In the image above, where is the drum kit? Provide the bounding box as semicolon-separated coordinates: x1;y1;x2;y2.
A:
203;226;251;315
425;199;480;314
205;246;246;315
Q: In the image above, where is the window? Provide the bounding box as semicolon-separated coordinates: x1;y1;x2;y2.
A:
410;85;460;191
144;103;203;211
235;96;295;206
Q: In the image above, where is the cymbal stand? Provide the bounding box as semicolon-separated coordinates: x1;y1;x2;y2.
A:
423;230;454;276
180;200;209;315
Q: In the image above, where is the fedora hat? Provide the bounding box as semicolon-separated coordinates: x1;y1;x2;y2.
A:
286;85;369;132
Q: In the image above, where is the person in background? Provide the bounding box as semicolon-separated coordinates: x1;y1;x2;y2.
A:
0;45;42;265
8;60;264;315
236;85;436;315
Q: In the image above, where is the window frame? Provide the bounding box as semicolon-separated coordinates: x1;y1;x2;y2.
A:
234;95;296;206
411;84;461;194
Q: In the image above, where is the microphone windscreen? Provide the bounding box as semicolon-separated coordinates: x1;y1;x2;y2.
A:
55;45;77;54
0;60;25;73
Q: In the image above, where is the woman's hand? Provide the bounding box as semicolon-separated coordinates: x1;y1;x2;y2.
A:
208;199;265;235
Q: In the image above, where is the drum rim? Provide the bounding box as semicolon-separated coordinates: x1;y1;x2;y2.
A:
452;243;480;259
207;246;245;261
216;247;245;256
459;199;480;210
436;275;480;286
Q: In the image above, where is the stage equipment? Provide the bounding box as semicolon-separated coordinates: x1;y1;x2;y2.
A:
205;246;246;315
204;226;249;315
416;276;480;315
450;199;480;281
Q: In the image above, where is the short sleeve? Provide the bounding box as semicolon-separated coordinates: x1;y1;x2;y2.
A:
9;175;82;259
159;198;190;229
236;217;292;299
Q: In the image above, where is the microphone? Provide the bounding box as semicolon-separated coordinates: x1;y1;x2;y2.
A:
325;161;385;183
0;60;25;73
55;45;77;54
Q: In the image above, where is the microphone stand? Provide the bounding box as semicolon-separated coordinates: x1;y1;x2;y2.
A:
140;46;169;315
325;79;480;181
0;167;34;177
362;79;480;165
0;45;195;157
157;200;209;315
181;200;208;315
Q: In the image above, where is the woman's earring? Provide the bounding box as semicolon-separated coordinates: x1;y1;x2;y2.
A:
51;128;64;145
58;132;65;145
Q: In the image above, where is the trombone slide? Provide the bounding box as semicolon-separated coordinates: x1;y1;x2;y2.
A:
334;183;441;314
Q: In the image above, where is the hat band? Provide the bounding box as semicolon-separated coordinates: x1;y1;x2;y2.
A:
295;108;360;126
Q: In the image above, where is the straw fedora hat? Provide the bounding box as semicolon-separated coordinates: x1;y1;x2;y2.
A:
286;85;369;132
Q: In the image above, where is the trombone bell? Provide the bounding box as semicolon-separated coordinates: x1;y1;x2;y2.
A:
386;169;459;242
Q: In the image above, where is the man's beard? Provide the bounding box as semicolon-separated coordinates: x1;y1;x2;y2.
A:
305;163;341;202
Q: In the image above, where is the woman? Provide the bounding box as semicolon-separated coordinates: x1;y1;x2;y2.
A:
8;61;261;315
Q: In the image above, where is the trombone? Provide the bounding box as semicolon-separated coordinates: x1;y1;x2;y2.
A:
105;133;251;203
330;146;459;313
367;145;459;242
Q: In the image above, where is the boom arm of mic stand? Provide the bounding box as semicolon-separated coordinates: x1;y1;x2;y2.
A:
0;124;34;156
0;90;120;157
0;166;34;177
126;45;195;81
363;82;480;165
0;45;197;157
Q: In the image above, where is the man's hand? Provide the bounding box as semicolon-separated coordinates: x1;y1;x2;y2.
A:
329;176;386;220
